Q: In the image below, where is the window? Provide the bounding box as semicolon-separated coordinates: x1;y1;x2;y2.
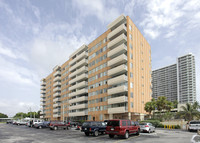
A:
129;34;132;40
127;120;131;126
130;53;133;59
129;43;133;50
131;102;133;108
130;63;133;69
130;82;133;88
129;24;132;31
131;92;133;98
99;114;103;120
130;72;133;78
88;115;92;120
122;121;126;126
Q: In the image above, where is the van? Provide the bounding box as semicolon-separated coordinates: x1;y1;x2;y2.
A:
106;119;140;139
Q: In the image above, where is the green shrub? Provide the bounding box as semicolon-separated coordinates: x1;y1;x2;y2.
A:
174;125;181;129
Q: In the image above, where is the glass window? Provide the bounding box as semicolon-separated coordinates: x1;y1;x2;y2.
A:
129;34;132;40
129;43;133;50
122;121;126;126
131;102;133;108
130;53;133;59
127;121;131;126
131;92;133;98
130;63;133;69
129;24;132;31
130;82;133;88
130;72;133;78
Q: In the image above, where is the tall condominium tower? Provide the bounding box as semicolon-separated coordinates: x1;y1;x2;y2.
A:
152;53;196;104
40;15;152;121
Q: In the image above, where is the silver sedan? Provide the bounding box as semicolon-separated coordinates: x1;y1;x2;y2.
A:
139;122;155;133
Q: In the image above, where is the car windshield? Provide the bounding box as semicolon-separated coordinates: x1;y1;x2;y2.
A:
107;121;119;127
190;121;200;124
139;123;147;125
82;122;91;126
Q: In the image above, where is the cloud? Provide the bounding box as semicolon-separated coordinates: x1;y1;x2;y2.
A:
72;0;120;24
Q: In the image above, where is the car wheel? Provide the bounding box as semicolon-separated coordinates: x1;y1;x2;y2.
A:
94;131;99;137
85;132;89;136
39;126;42;129
124;131;129;139
109;134;114;138
136;129;140;135
54;126;58;130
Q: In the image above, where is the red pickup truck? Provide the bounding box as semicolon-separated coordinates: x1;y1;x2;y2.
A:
106;119;140;139
49;121;70;130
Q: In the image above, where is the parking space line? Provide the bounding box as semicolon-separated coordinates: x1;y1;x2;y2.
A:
114;135;140;143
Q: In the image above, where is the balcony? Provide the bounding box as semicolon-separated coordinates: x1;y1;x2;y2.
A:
40;86;46;90
108;43;127;58
69;73;88;84
69;51;88;66
69;66;88;78
107;33;127;49
69;103;88;110
69;59;88;72
69;81;88;91
40;115;44;118
53;114;61;118
68;111;88;117
53;71;61;77
53;98;61;102
53;87;61;92
107;24;127;40
40;90;46;94
108;85;128;95
108;64;127;76
108;106;128;114
108;74;128;85
53;82;61;87
53;103;61;108
69;96;88;104
53;76;61;82
108;96;128;105
40;99;45;102
107;14;126;30
69;88;88;97
53;108;61;113
108;54;127;67
53;92;61;97
40;94;45;98
40;81;46;86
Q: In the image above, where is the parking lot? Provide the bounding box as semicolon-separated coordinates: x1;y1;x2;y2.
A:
0;123;196;143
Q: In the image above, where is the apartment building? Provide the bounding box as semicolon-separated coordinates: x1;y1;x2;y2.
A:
152;53;196;104
40;15;152;121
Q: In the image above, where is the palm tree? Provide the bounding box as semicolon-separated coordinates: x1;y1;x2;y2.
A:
144;99;156;118
165;101;174;112
156;96;167;112
177;102;200;121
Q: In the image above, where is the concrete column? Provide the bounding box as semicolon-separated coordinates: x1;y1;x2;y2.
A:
128;112;131;120
139;114;144;121
109;114;113;119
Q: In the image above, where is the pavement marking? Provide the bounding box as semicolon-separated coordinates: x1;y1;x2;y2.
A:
114;135;140;143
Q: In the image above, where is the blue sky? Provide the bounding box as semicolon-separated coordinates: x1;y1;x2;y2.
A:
0;0;199;117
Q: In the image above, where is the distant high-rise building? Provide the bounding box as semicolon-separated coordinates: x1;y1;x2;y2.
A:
152;53;196;103
40;15;152;121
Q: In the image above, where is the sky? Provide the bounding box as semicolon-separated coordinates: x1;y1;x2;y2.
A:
0;0;199;117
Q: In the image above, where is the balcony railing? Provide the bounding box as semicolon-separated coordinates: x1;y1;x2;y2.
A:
108;54;127;67
108;64;127;76
108;96;128;104
108;85;128;95
69;96;88;104
69;88;88;97
108;74;128;85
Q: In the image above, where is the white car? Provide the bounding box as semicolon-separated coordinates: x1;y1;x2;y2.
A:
139;122;155;133
188;121;200;132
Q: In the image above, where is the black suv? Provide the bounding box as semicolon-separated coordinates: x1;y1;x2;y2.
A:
81;121;107;137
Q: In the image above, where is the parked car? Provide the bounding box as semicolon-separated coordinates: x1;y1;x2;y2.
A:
34;121;50;129
49;121;70;130
81;121;107;137
32;119;44;127
15;120;27;125
6;120;13;124
67;121;79;127
106;119;140;139
75;122;82;130
188;120;200;132
139;122;155;133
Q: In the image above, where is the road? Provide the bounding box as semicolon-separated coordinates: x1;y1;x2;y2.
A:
0;123;196;143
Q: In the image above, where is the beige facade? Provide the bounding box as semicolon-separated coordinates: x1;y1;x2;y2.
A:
40;15;152;121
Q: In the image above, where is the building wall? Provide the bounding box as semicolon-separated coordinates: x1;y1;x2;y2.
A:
152;53;196;104
40;15;152;121
127;16;152;114
152;64;177;102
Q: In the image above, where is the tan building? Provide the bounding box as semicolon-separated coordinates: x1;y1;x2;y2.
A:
40;15;152;121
